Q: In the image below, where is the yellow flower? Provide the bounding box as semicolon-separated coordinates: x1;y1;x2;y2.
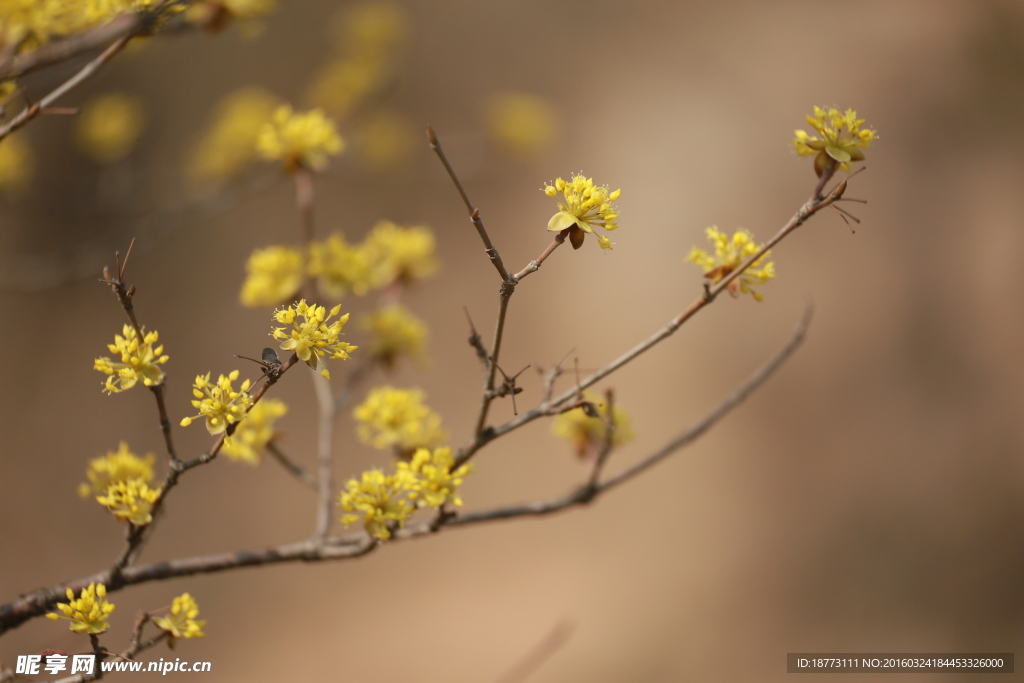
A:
76;93;145;163
94;324;169;394
188;87;279;183
95;477;161;525
179;370;253;435
153;593;206;645
354;110;414;171
686;227;775;301
402;446;472;508
335;1;409;55
308;233;373;298
79;441;156;499
339;468;417;540
484;91;557;160
0;132;32;193
240;245;304;308
353;386;445;455
306;56;387;119
47;583;115;635
361;304;427;368
221;398;287;465
271;299;357;379
551;391;635;459
363;220;439;287
543;173;621;250
256;105;343;172
793;106;876;177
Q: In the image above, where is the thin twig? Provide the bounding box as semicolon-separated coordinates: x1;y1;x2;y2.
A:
266;442;317;489
0;32;132;143
494;620;575;683
426;127;511;282
451;175;850;470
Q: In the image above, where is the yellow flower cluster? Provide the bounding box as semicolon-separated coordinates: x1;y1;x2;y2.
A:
0;132;32;193
361;304;427;368
189;87;280;184
78;441;155;498
95;478;161;525
543;173;621;250
340;446;471;540
403;446;472;508
240;245;304;308
47;583;115;635
179;370;253;435
484;91;557;160
363;220;439;287
686;227;776;301
76;93;145;164
308;233;373;298
0;0;176;52
241;221;439;308
552;392;635;459
306;1;409;119
221;397;287;465
256;105;343;172
94;324;169;394
153;593;206;645
793;106;875;177
271;299;357;379
353;386;445;455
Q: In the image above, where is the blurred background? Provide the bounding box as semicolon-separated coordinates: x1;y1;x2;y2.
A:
2;0;1023;680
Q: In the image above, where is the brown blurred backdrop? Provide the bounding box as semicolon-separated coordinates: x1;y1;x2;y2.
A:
2;0;1024;680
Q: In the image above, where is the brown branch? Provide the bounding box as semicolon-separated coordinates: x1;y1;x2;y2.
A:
0;311;806;636
265;442;317;489
452;176;850;470
494;620;575;683
0;32;132;143
426;127;511;282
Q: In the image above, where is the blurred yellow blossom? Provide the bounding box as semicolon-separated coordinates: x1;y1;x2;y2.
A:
339;467;416;540
271;299;357;379
355;110;414;171
306;57;386;120
153;593;206;646
96;477;161;525
94;325;168;394
180;370;253;435
76;93;145;163
189;87;279;183
257;105;343;172
0;132;32;193
484;91;557;160
334;1;409;55
552;392;635;459
47;583;115;635
353;386;445;455
403;446;471;508
543;173;620;250
221;398;287;465
0;1;179;51
79;441;155;499
686;227;775;301
308;233;373;298
364;220;439;287
793;106;875;177
240;245;304;308
361;304;427;368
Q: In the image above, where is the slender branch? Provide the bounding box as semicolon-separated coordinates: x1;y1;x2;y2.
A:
0;32;132;143
513;230;567;282
266;442;317;489
473;286;512;437
494;620;575;683
452;176;850;470
426;127;511;282
0;312;806;636
313;371;336;538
